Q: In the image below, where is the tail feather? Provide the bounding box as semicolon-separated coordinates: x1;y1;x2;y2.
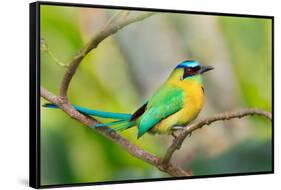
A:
43;103;132;120
112;121;135;131
94;119;127;127
43;103;135;132
94;120;135;131
43;103;58;109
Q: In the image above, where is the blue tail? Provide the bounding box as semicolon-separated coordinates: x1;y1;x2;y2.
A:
43;103;132;120
43;103;135;131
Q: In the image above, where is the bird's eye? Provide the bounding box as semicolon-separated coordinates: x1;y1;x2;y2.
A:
182;66;200;79
192;66;200;72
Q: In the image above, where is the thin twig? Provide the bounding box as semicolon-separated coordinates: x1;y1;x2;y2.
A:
41;87;190;177
161;108;272;167
103;10;130;30
59;12;155;97
40;38;68;68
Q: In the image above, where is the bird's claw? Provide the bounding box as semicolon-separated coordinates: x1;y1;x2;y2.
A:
171;126;185;139
171;132;178;139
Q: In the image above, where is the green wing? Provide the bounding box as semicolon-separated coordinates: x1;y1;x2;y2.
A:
137;86;184;138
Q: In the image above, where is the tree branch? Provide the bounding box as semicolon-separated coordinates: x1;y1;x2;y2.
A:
41;87;191;177
59;12;155;98
41;11;191;178
161;108;272;167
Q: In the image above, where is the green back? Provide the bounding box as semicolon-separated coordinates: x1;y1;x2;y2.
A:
137;85;184;138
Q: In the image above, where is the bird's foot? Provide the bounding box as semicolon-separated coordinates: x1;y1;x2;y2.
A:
171;126;185;139
171;132;178;139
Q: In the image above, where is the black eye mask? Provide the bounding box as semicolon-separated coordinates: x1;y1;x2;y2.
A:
182;66;201;79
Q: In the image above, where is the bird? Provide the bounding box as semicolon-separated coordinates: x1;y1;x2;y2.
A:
43;60;214;139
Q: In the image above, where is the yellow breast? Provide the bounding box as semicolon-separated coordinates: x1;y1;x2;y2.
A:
175;78;204;124
151;74;204;134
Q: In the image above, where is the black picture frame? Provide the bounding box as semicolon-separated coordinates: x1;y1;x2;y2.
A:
30;1;274;188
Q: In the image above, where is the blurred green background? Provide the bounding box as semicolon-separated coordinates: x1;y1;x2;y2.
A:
40;5;272;186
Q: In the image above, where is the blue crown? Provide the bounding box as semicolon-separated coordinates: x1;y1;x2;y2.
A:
176;60;200;69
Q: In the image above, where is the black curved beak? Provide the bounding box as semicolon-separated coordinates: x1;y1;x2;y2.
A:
200;65;214;74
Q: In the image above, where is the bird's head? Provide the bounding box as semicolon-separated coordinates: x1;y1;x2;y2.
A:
174;60;214;81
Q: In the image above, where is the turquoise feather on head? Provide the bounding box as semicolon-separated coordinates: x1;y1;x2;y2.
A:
175;60;200;69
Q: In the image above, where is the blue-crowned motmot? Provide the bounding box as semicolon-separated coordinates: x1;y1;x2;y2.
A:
44;60;214;138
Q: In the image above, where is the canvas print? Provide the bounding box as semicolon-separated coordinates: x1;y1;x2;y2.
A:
31;2;273;188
